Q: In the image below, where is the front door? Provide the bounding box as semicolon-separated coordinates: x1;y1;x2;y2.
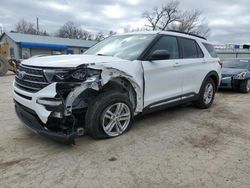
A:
142;35;183;108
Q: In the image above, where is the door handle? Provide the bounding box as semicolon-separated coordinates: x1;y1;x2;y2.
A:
173;62;181;67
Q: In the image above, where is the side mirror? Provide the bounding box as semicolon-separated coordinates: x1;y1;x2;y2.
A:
147;50;170;61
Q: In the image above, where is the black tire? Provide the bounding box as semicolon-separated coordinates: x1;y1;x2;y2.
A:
0;58;8;76
238;80;250;93
85;91;134;139
193;78;216;109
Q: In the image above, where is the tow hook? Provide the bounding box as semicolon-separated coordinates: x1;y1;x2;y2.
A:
76;127;85;136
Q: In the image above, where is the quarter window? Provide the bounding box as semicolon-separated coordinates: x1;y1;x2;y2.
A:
149;36;179;59
202;43;218;57
179;38;204;58
196;43;204;58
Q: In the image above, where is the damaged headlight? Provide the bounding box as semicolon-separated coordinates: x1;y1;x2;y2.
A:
233;72;247;80
44;68;101;83
71;69;86;80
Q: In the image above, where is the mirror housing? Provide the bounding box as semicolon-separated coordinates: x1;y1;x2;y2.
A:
147;50;170;61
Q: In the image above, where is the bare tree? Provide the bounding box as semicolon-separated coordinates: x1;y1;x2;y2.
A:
15;19;37;34
108;30;117;37
55;21;90;39
142;0;179;31
123;27;149;33
94;31;105;42
82;31;93;40
40;30;50;36
142;0;210;37
170;10;210;37
14;19;49;36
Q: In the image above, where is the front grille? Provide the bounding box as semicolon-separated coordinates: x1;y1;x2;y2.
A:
15;64;49;92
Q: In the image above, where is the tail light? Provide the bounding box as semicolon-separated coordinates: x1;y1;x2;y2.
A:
218;60;223;68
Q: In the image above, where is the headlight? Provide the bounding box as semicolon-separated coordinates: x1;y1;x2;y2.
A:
234;72;247;80
71;69;86;80
44;68;101;82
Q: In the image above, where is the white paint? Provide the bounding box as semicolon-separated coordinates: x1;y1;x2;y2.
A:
14;32;221;124
13;82;57;123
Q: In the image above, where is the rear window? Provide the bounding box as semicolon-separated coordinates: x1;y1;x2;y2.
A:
179;38;204;58
202;43;218;57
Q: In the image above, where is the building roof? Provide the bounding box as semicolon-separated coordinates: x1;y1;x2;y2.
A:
1;32;97;48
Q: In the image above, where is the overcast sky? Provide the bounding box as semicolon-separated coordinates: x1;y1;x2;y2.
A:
0;0;249;44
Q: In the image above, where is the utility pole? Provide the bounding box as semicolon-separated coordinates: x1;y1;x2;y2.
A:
36;17;39;35
0;24;3;35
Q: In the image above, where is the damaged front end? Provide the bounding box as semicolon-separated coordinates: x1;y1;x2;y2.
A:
14;65;103;144
14;62;143;144
221;71;250;89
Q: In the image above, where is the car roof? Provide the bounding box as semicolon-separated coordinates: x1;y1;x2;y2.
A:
117;31;208;43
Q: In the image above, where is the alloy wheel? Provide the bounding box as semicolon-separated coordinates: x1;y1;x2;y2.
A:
203;83;214;105
102;102;131;137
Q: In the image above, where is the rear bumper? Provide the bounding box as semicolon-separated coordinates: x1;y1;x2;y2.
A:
15;101;75;144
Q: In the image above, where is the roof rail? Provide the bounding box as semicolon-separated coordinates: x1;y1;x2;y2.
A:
167;30;207;40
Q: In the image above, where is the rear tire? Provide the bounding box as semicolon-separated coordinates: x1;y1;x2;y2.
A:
193;78;216;109
85;91;134;139
238;79;250;93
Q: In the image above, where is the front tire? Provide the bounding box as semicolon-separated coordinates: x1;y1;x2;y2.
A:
194;78;216;109
238;79;250;93
85;91;134;139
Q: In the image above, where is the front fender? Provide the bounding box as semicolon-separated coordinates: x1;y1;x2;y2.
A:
88;61;144;113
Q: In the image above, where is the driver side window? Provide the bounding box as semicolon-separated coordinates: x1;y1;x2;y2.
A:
149;36;179;59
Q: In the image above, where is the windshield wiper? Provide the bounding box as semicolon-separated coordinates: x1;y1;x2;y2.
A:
97;54;114;57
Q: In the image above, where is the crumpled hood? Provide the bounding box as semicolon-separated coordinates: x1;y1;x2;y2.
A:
21;54;130;67
222;68;248;75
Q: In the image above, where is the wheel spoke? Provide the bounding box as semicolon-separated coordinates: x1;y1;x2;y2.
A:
104;120;116;132
106;110;115;117
115;103;124;115
115;121;123;133
104;114;112;119
119;113;130;121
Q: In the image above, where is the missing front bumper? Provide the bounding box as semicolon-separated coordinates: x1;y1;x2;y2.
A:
15;101;76;144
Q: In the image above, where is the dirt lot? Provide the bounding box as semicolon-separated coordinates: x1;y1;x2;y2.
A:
0;72;250;188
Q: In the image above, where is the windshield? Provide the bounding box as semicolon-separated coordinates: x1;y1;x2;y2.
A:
223;59;250;69
84;34;155;61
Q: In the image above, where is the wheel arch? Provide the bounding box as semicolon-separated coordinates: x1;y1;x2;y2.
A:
202;71;220;91
100;77;138;111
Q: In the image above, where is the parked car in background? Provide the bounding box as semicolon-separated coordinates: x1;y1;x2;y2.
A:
220;59;250;93
13;31;221;144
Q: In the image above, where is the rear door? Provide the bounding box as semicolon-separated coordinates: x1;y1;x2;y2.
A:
177;37;207;95
142;35;183;108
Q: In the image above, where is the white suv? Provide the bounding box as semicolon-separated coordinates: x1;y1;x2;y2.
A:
13;31;221;144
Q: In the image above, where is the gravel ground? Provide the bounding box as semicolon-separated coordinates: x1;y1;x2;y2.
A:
0;72;250;188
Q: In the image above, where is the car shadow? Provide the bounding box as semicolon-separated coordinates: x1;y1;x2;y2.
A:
218;89;246;95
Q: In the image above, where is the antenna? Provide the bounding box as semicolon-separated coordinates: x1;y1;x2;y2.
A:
36;17;39;34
